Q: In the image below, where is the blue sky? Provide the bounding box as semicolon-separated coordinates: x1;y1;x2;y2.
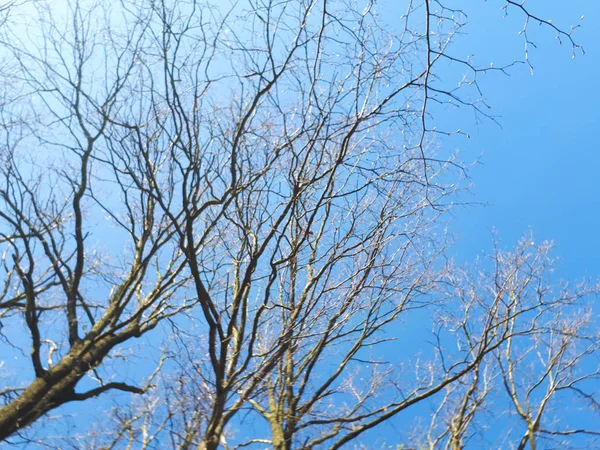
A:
439;0;600;281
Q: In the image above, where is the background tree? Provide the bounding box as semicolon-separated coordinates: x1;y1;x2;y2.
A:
0;0;595;448
422;239;600;450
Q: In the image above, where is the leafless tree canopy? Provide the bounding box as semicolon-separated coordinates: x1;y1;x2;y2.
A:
0;0;596;449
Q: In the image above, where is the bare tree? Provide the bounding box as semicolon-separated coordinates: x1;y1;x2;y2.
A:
497;293;600;450
417;238;600;450
0;0;197;439
75;239;600;450
0;0;594;448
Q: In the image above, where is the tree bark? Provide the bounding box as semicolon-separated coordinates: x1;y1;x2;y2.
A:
0;334;118;440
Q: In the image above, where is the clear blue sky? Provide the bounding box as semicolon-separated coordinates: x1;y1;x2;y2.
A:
440;0;600;281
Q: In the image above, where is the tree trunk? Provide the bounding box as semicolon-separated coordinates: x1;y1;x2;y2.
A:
0;335;117;440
